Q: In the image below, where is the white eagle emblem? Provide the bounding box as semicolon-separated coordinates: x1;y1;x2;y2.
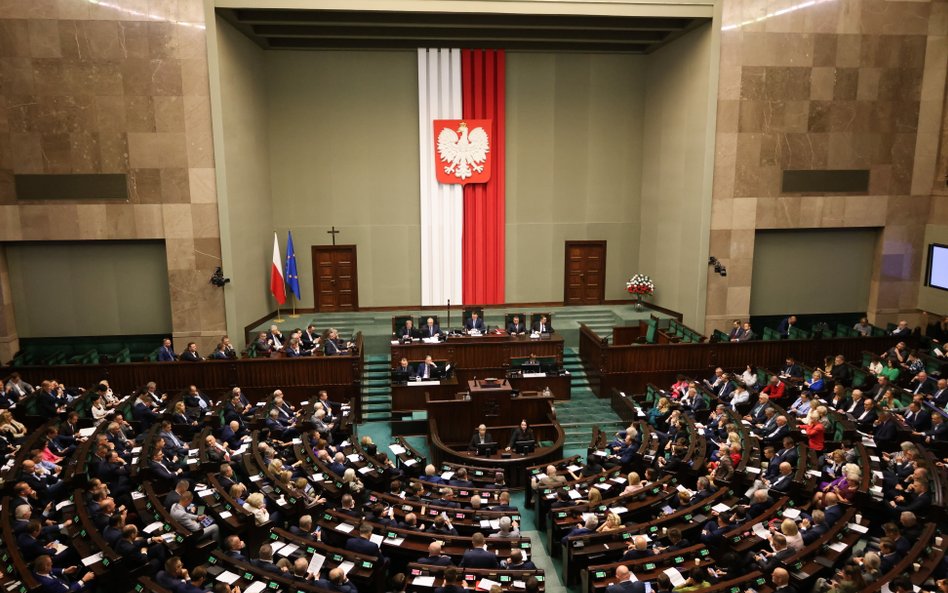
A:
437;122;490;181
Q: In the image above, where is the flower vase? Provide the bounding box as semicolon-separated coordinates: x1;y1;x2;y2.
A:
632;295;644;311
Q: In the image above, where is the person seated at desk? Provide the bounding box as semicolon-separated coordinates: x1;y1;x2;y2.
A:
411;355;439;380
506;419;535;451
507;315;527;335
465;311;486;333
533;315;553;334
398;319;418;340
322;328;351;355
521;353;541;372
179;342;202;362
469;424;496;450
157;338;177;362
301;324;320;351
392;357;412;382
422;317;442;339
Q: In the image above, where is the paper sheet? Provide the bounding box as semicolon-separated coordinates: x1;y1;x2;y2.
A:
782;508;801;519
307;552;326;577
389;444;406;455
336;523;355;533
337;561;354;575
216;571;240;584
711;503;731;513
245;582;266;593
143;521;163;534
369;534;384;546
80;552;103;567
276;543;299;557
413;576;436;587
663;568;686;587
477;578;501;591
752;523;770;539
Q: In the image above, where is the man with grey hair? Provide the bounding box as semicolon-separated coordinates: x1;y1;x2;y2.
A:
561;516;597;547
489;516;520;538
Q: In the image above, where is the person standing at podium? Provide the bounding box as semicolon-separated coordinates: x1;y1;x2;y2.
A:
412;355;438;380
506;419;535;451
533;315;553;334
507;315;526;335
469;424;495;450
465;312;486;333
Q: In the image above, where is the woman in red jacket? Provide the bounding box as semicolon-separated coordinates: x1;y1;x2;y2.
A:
802;410;825;452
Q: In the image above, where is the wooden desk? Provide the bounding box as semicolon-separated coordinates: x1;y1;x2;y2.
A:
391;377;461;412
427;391;564;488
469;379;514;394
390;334;564;368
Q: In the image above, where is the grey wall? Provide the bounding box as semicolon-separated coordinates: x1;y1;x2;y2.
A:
751;228;880;315
505;53;645;302
216;17;276;342
266;50;421;309
639;24;714;326
7;241;172;337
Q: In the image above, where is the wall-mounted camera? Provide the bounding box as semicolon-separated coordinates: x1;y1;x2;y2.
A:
708;256;727;277
210;267;230;287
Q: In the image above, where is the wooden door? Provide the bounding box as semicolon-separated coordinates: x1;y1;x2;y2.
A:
564;241;606;305
312;245;358;312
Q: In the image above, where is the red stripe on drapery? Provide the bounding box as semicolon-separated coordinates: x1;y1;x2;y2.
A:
461;49;505;304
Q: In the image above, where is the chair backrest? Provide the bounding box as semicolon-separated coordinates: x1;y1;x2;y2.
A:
530;312;552;329
645;319;658;344
392;315;415;333
763;327;781;341
418;314;440;327
788;326;810;340
462;308;484;323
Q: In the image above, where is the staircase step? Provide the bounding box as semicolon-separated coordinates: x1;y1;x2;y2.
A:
364;412;391;421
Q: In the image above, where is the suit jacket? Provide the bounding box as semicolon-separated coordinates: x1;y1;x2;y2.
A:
769;473;793;493
411;362;439;380
16;532;50;561
345;536;382;559
606;580;646;593
801;523;828;545
465;317;486;331
170;503;202;532
507;322;526;334
903;409;932;432
150;460;178;481
324;339;345;355
759;547;794;572
421;324;442;338
469;432;495;449
398;325;419;339
179;351;201;362
823;504;843;526
460;547;499;568
38;391;59;418
532;320;553;334
417;555;454;566
157;346;177;362
781;364;804;379
33;570;82;593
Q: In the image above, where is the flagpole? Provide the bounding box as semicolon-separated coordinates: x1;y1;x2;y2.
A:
275;306;284;323
290;293;299;318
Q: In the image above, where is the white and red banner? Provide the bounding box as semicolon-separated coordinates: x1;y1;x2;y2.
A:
270;232;286;305
418;49;506;306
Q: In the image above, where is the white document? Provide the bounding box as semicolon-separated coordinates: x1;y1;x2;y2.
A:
216;571;240;585
369;534;384;546
389;444;406;455
567;465;581;472
219;511;232;520
782;508;801;519
752;523;770;539
55;500;74;511
609;507;628;515
711;503;731;513
807;470;822;477
336;523;355;533
277;543;299;557
478;578;501;591
77;427;96;437
337;561;355;575
522;373;546;378
307;552;326;577
245;583;267;593
441;471;455;480
197;489;214;497
746;466;761;474
567;490;581;500
358;466;373;475
404;458;418;466
828;541;848;552
413;576;436;587
143;521;164;534
848;523;869;533
81;552;103;567
663;568;686;587
347;454;361;462
269;542;286;554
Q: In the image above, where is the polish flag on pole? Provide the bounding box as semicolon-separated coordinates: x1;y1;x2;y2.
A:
270;232;286;305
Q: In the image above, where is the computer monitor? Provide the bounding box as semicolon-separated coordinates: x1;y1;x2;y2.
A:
513;440;536;454
391;369;410;384
475;442;498;456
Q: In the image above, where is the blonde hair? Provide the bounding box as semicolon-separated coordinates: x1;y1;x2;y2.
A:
780;518;799;536
628;472;641;485
245;492;265;509
587;487;602;505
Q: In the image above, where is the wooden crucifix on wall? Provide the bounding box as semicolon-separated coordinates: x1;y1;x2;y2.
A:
327;226;341;245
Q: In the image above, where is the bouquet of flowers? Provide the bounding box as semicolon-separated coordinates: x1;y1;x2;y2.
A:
626;274;655;297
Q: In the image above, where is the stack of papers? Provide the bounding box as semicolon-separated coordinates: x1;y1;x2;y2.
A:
245;583;266;593
664;568;685;587
389;444;406;455
413;576;436;587
216;571;239;584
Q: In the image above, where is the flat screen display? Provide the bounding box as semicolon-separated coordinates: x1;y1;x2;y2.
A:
927;244;948;291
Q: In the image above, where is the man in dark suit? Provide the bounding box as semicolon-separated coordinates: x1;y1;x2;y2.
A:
250;544;283;574
179;342;202;361
32;554;94;593
459;533;499;568
398;319;418;340
501;549;536;570
761;416;791;447
562;517;597;548
919;412;948;444
776;315;797;339
37;382;60;419
315;568;359;593
901;400;932;432
417;541;454;566
770;567;797;593
822;493;844;526
620;535;654;561
507;315;527;335
345;523;383;560
323;328;348;355
411;355;439;380
301;324;320;350
801;510;828;544
755;533;794;572
157;338;176;361
433;568;469;593
931;378;948;406
468;424;495;450
779;357;804;381
465;312;486;333
532;315;553;334
422;317;442;339
768;462;794;494
855;398;879;431
606;566;645;593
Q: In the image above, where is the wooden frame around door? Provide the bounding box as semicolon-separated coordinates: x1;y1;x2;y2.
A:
563;240;607;305
311;244;359;312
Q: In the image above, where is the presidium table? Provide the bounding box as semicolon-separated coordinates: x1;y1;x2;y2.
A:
389;333;571;413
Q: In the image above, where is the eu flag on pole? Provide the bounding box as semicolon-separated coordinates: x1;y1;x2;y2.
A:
285;230;301;300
